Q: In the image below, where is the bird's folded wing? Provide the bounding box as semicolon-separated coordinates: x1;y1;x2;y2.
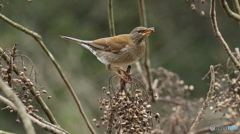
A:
92;34;131;53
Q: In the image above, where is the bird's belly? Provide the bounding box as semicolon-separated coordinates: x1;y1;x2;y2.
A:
95;46;145;67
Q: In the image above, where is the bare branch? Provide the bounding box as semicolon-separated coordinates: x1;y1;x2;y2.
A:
0;13;96;134
138;0;155;102
188;65;216;133
0;79;35;134
0;95;69;134
107;0;115;36
220;0;240;21
210;0;240;71
0;47;58;125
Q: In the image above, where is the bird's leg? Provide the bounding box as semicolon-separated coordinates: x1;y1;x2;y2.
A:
114;67;129;76
114;66;131;80
107;65;131;83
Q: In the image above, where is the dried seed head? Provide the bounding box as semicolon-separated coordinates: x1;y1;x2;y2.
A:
191;4;196;11
28;105;33;110
16;119;20;123
23;67;27;71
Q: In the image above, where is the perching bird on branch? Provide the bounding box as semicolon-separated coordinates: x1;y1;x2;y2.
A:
61;26;154;81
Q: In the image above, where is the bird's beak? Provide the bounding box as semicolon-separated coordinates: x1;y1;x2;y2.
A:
143;27;155;34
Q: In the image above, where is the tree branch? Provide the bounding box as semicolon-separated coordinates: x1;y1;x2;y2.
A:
138;0;155;102
0;47;58;125
107;0;115;36
188;65;216;133
220;0;240;21
0;95;69;134
0;79;35;134
210;0;240;71
0;13;96;134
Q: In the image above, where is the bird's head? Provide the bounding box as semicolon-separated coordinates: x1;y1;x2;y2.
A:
130;26;155;45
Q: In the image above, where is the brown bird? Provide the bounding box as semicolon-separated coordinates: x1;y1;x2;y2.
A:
61;26;154;81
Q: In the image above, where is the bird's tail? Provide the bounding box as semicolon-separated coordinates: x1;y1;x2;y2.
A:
60;36;91;44
60;35;94;52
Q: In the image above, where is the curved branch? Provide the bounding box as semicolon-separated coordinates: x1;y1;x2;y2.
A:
220;0;240;21
210;0;240;71
0;13;96;134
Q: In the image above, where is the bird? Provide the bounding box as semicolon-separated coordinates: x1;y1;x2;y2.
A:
61;26;154;81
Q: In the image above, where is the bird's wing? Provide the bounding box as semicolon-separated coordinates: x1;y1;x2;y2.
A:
92;34;132;53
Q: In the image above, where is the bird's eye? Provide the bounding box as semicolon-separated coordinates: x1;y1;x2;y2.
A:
138;30;143;33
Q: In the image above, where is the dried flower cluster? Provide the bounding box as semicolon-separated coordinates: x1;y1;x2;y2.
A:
149;67;200;134
0;44;50;117
94;76;158;134
208;61;240;127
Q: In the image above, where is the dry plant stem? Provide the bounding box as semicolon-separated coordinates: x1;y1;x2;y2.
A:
0;95;69;134
210;0;240;71
107;0;115;36
138;0;155;102
30;113;69;134
220;0;240;21
135;61;148;86
233;0;240;13
188;65;216;133
0;47;58;125
0;79;36;134
0;14;96;134
232;0;240;23
0;130;14;134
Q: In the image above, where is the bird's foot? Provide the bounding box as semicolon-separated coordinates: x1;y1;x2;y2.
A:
114;67;132;80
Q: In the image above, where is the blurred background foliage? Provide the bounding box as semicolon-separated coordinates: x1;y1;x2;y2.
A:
0;0;239;133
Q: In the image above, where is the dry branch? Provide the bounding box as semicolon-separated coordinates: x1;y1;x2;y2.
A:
0;79;35;134
0;13;96;134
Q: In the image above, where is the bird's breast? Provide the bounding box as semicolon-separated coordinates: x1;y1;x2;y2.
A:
95;43;146;67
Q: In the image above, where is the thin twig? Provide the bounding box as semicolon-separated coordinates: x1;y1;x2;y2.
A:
0;47;58;125
107;0;115;36
188;65;216;133
138;0;155;102
135;61;148;86
232;0;240;26
233;0;240;14
0;79;36;134
0;95;69;134
0;13;96;134
220;0;240;21
210;0;240;71
30;113;69;134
